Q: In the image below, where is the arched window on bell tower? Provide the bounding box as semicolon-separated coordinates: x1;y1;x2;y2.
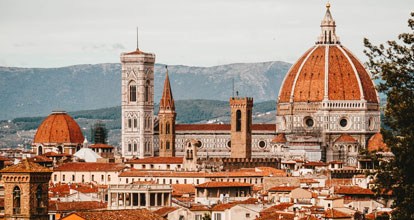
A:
13;186;20;214
236;110;242;132
129;81;137;102
37;146;42;155
166;122;170;134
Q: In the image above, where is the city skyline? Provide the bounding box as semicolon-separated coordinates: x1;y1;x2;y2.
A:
0;0;412;68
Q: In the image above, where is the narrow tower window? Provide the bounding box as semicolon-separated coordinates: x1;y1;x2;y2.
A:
38;146;43;155
166;122;170;134
13;186;20;214
236;110;242;132
145;80;150;102
129;84;137;102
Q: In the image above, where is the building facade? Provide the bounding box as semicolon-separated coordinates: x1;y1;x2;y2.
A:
275;4;380;165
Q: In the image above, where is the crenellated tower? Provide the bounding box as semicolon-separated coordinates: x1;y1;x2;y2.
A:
121;45;155;159
158;66;176;157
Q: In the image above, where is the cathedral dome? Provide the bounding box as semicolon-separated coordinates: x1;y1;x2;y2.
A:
278;5;378;104
33;111;84;144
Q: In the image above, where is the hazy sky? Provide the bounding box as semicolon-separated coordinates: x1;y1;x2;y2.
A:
0;0;412;68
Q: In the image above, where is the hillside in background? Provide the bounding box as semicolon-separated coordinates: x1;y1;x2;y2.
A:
0;61;291;120
0;99;276;148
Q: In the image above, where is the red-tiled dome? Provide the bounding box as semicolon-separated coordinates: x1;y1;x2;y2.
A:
334;134;357;143
278;45;378;104
278;4;378;105
367;133;389;152
33;111;84;144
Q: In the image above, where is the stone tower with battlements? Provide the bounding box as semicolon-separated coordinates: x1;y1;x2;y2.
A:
158;67;176;157
1;160;52;220
230;97;253;158
121;47;155;159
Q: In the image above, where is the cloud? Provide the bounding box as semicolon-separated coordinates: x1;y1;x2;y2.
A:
82;43;125;51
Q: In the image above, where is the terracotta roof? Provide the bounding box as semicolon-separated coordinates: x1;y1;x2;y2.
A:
54;162;125;172
325;178;352;187
50;183;99;196
212;198;258;211
89;143;114;149
175;124;275;131
126;157;183;164
0;159;52;173
300;179;319;184
367;133;389;152
153;206;179;217
324;208;351;218
261;203;294;213
42;152;72;157
268;186;297;192
278;45;378;104
304;161;327;166
159;69;175;110
62;209;164;220
172;184;195;196
189;205;211;211
272;133;287;143
33;111;84;144
28;155;53;163
0;156;12;161
196;181;253;188
334;186;374;195
257;212;295;220
335;134;357;143
49;201;106;212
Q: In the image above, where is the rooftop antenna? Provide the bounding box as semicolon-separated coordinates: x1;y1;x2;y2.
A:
136;27;139;50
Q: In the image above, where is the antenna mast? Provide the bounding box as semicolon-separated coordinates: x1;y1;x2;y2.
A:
232;78;235;97
136;27;139;50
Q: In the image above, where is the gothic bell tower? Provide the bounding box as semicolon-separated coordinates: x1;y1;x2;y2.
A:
121;43;155;159
1;160;52;220
158;66;176;157
230;97;253;158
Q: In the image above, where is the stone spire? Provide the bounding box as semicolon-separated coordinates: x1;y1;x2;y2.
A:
159;66;175;110
317;3;340;44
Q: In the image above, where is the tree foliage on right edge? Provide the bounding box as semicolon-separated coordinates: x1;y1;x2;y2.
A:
364;12;414;219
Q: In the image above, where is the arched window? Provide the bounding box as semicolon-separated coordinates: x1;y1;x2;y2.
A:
236;110;242;132
166;122;170;134
145;80;150;102
36;185;43;208
128;119;132;128
133;118;137;128
13;186;20;214
160;123;163;135
129;82;137;102
37;146;43;155
133;143;137;152
166;141;170;150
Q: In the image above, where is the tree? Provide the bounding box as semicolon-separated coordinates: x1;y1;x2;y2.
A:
364;12;414;219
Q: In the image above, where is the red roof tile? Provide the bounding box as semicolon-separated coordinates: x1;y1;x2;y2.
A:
334;186;374;195
28;155;53;163
196;181;253;188
49;201;106;212
126;157;183;164
89;143;114;149
33;111;84;144
272;133;287;143
62;208;164;220
367;133;389;152
172;184;195;196
324;208;351;218
153;206;179;217
268;186;297;192
335;134;357;143
54;162;125;172
261;203;294;213
0;159;52;173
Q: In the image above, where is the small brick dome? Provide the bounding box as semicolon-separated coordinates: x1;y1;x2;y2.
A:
33;111;84;144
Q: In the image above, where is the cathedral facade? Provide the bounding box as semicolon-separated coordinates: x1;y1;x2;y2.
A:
120;4;381;166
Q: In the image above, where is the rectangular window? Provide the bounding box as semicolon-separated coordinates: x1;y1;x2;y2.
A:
101;175;104;181
72;175;75;181
63;175;65;182
54;174;57;182
195;215;202;220
167;165;170;169
130;85;137;102
246;213;250;218
92;175;95;181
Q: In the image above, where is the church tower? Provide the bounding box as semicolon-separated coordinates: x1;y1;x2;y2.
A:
158;67;176;157
230;97;253;158
121;44;155;159
1;160;52;220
